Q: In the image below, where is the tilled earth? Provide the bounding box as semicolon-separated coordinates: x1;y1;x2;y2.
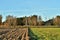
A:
0;28;29;40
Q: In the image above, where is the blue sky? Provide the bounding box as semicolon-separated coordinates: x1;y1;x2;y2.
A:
0;0;60;21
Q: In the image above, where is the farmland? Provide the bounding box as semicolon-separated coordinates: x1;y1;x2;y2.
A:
0;28;29;40
0;27;60;40
29;28;60;40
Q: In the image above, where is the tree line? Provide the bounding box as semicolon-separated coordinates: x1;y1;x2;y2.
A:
0;15;60;27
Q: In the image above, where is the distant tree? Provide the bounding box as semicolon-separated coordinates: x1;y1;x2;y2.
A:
27;17;31;25
31;15;37;26
38;16;43;26
25;16;28;25
17;17;24;25
0;15;2;25
53;16;60;26
6;15;17;26
45;19;54;25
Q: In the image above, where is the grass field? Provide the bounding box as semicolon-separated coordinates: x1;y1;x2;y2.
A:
29;28;60;40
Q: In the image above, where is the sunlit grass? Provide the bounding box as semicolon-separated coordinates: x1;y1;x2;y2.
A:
30;28;60;40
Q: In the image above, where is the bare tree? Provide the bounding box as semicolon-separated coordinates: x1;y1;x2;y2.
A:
53;16;60;26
